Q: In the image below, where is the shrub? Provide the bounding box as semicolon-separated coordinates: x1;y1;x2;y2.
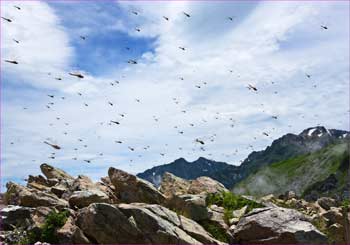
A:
199;221;230;243
206;191;264;222
19;210;69;244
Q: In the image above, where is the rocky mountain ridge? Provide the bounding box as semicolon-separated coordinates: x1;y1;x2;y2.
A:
1;163;349;244
138;126;349;189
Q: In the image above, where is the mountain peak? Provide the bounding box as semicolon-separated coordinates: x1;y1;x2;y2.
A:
300;126;329;138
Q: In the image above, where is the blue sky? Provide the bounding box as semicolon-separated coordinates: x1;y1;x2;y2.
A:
1;0;349;189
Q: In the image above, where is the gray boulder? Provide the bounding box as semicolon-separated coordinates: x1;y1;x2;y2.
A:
166;194;209;221
233;207;328;244
40;163;74;181
68;190;109;208
76;203;222;244
108;167;165;204
5;182;68;208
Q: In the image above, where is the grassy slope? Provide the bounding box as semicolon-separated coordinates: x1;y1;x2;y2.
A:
232;142;348;197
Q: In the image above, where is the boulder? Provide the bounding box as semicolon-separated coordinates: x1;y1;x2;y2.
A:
328;223;347;244
188;176;228;195
0;205;34;230
56;216;91;243
233;207;328;244
206;208;229;230
70;175;95;191
27;175;51;191
76;203;152;244
321;207;344;225
40;163;74;180
159;172;191;198
317;197;338;211
118;203;222;244
232;205;248;219
95;181;119;204
68;190;109;208
280;190;296;201
167;194;209;221
5;182;68;208
51;185;67;198
108;167;165;204
76;202;222;244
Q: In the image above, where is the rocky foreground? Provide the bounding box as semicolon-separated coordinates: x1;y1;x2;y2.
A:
0;164;349;244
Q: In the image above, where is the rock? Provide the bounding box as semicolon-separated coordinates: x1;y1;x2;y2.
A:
0;205;34;230
56;216;91;243
76;202;222;244
124;203;223;244
229;217;240;225
282;190;296;200
209;204;225;213
321;207;344;225
95;181;119;204
328;223;346;244
317;197;337;211
159;172;191;198
27;175;49;185
51;185;67;198
233;207;328;244
108;167;165;204
232;205;248;219
40;163;74;181
260;194;276;203
31;206;55;229
76;203;152;244
27;182;51;192
188;176;228;195
229;224;236;233
5;182;68;208
118;203;222;244
205;209;232;240
70;175;95;191
68;190;109;208
27;175;51;191
47;178;59;186
167;194;209;221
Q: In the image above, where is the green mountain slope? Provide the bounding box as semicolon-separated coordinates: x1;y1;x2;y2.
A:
232;142;349;201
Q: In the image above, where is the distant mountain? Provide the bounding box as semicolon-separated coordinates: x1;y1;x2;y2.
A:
233;141;349;201
137;157;237;186
137;126;349;188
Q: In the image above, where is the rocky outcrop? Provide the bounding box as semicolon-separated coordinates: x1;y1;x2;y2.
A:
316;197;338;211
5;182;68;208
159;172;191;197
40;163;74;180
68;190;109;208
188;176;228;195
56;216;91;244
76;203;147;244
108;167;165;204
118;203;222;244
76;202;221;244
160;173;228;198
2;164;344;245
166;194;209;221
233;207;328;244
126;203;222;244
0;205;34;230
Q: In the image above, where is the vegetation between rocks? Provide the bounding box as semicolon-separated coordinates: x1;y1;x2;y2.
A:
20;210;69;244
206;191;264;222
199;221;230;243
